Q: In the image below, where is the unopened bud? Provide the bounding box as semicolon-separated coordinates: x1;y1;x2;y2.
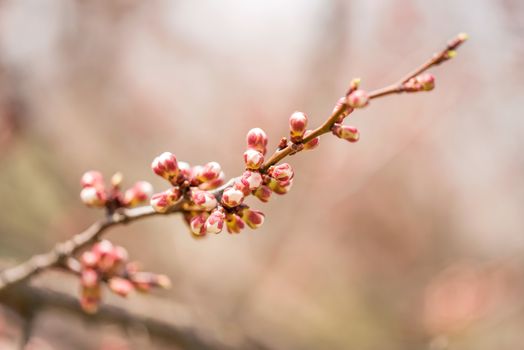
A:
93;240;117;272
109;277;134;297
254;185;272;202
190;189;217;210
332;123;360;142
349;78;361;92
178;161;191;179
289;111;308;142
111;172;123;188
80;186;107;208
81;269;99;288
240;171;263;191
113;246;128;265
239;207;265;229
198;171;225;191
246;128;268;155
81;171;104;188
204;209;226;234
151;152;179;181
416;73;435;91
225;213;245;234
81;251;99;268
123;181;153;207
80;292;100;314
244;149;264;170
234;178;251;196
303;130;319;150
221;187;244;208
150;187;182;213
268;163;294;184
268;178;294;195
190;212;208;236
347;90;369;109
196;162;222;182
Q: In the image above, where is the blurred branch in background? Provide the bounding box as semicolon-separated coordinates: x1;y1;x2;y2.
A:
1;283;267;350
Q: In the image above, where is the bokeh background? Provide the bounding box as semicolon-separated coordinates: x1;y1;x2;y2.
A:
0;0;523;349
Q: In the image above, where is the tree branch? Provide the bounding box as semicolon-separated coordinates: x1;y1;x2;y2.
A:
0;33;467;297
0;284;266;349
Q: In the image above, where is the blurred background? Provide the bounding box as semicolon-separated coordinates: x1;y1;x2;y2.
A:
0;0;523;349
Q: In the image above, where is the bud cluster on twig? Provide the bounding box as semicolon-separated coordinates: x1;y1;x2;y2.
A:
80;171;153;211
45;33;468;313
79;240;170;313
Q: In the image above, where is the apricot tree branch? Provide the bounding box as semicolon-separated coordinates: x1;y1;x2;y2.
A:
0;33;467;295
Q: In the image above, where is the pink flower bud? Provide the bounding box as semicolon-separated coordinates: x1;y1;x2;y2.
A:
239;207;265;229
189;165;203;184
151;152;179;180
92;240;117;272
196;161;222;182
128;272;170;292
198;171;225;191
204;209;226;234
225;213;245;234
80;289;100;314
240;171;263;191
81;269;99;288
254;185;272;202
177;161;192;179
347;90;369;109
268;178;294;195
246;127;268;155
113;246;128;265
243;149;264;170
221;187;244;208
93;240;113;257
110;172;123;188
303;130;319;151
234;178;250;196
332;97;353;122
81;171;104;188
150;187;182;213
268;163;294;184
332;123;360;142
81;251;99;268
80;298;99;314
416;73;435;91
123;181;153;207
289;111;308;142
109;277;134;297
190;212;208;236
190;189;218;210
80;186;107;208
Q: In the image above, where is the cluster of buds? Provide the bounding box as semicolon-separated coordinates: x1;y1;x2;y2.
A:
150;152;225;213
80;171;153;210
79;240;170;313
182;127;297;237
404;73;436;92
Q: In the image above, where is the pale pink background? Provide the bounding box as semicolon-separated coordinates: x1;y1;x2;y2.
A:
0;1;523;349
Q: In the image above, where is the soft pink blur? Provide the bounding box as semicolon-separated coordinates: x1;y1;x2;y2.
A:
0;1;523;349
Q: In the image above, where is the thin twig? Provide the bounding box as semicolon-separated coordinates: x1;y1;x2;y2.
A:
262;33;467;170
